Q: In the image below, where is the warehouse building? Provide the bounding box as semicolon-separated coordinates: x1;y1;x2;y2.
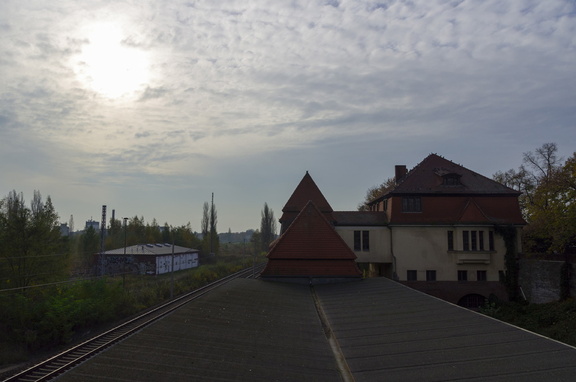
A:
101;243;199;276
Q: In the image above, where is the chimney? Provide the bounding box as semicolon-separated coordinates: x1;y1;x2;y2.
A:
395;165;407;184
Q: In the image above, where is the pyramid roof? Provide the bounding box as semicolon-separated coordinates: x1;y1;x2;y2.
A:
281;172;333;213
279;172;334;233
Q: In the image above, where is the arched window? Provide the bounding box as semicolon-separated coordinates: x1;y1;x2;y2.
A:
457;294;486;309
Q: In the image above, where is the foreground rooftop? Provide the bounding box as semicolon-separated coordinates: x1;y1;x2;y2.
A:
58;277;576;381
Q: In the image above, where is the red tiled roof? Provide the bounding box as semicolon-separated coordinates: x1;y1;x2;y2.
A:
262;201;360;278
279;172;335;233
387;154;521;196
281;172;333;214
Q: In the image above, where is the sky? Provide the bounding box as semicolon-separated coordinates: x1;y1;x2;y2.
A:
1;0;575;233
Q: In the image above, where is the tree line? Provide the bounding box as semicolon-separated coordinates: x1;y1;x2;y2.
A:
1;190;279;290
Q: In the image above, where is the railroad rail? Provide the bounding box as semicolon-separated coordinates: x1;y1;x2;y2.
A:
3;264;265;382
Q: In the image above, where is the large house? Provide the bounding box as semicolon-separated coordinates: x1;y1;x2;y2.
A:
264;154;525;307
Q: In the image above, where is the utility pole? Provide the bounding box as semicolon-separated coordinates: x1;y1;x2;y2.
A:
100;205;107;277
170;233;175;299
123;217;128;287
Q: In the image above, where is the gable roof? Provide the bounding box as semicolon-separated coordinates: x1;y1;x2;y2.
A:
386;154;521;196
262;201;361;279
269;201;356;261
458;199;491;223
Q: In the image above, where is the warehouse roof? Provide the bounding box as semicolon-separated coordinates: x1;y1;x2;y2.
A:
102;243;198;256
58;277;576;381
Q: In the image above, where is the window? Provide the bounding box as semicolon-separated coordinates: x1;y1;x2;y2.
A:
443;174;461;185
354;230;370;251
477;270;487;281
354;231;361;251
426;270;436;281
463;231;470;251
458;270;468;281
471;231;477;251
489;231;495;251
479;231;485;250
407;270;417;281
402;196;422;212
447;231;454;251
362;230;370;251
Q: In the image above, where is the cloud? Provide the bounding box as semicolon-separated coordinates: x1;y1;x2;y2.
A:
1;0;575;230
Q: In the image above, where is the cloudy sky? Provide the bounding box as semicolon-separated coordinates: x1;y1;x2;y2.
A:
1;0;575;233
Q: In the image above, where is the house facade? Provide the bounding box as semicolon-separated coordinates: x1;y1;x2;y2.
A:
271;154;525;307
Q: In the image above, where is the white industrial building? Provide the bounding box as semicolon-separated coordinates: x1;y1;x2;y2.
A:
101;243;199;276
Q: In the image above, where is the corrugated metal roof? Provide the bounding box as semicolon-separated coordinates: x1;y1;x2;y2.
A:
57;279;341;382
103;243;198;256
315;278;576;381
58;278;576;381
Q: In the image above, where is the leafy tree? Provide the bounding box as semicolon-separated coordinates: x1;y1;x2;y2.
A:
80;226;99;269
494;143;561;221
260;203;277;251
250;229;262;254
200;199;219;256
0;191;65;289
201;202;209;236
494;143;576;255
358;177;396;211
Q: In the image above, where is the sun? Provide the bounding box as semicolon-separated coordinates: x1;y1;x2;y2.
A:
74;23;150;99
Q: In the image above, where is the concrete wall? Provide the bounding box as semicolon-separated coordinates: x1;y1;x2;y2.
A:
519;259;576;303
156;253;199;275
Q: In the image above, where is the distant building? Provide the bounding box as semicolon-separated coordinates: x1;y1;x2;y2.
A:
267;154;526;307
101;243;199;276
60;223;70;236
85;219;100;231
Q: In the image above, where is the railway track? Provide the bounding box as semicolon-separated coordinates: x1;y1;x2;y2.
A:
3;264;264;382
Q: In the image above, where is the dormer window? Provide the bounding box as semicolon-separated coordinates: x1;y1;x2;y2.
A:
442;173;461;185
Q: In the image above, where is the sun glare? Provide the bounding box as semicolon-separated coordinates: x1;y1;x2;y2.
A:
74;24;150;99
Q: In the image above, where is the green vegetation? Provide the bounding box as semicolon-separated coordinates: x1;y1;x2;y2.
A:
0;256;261;367
481;299;576;347
494;143;576;257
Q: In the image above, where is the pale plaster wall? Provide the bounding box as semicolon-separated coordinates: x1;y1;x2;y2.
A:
392;226;507;282
335;226;391;263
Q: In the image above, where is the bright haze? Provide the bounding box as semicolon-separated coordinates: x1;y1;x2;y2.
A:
1;1;575;232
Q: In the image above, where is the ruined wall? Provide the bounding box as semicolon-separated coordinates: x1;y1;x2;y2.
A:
519;259;576;303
